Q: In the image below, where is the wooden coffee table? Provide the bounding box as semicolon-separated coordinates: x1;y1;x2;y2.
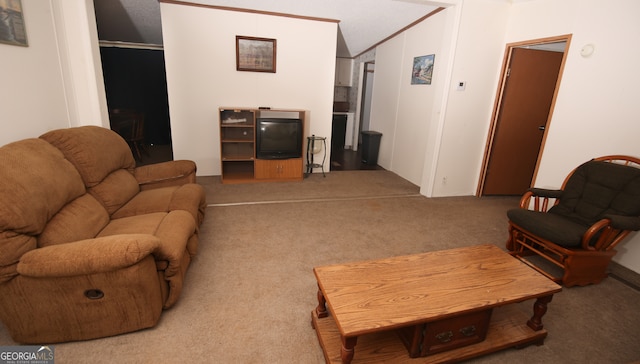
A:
311;244;562;363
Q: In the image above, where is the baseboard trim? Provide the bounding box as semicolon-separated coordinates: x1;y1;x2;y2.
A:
609;261;640;291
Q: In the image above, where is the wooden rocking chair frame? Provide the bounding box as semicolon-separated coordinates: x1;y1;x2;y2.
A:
506;155;640;287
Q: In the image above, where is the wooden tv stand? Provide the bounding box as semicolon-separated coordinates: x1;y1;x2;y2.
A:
219;107;306;184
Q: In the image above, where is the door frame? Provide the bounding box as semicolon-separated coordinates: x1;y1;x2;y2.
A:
477;34;572;196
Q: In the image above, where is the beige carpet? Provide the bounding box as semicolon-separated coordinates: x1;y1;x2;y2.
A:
1;170;639;363
201;170;423;205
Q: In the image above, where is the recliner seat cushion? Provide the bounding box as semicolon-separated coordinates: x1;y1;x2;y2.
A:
112;184;206;225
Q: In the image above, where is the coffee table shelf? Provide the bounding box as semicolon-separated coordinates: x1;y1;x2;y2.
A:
312;305;547;363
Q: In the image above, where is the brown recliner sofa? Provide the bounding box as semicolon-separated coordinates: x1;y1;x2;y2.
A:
0;126;206;344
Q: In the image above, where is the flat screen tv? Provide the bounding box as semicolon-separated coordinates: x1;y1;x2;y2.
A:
256;118;303;159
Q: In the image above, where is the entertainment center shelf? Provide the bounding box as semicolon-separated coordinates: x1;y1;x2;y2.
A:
219;107;307;184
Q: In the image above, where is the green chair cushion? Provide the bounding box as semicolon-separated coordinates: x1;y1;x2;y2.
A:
509;160;640;248
508;209;587;248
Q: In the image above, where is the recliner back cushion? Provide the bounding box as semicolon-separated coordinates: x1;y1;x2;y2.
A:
40;126;136;187
89;169;140;215
40;126;140;214
0;139;86;281
550;160;640;225
39;194;109;247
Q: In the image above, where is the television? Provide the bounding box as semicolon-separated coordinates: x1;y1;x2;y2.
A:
256;118;303;159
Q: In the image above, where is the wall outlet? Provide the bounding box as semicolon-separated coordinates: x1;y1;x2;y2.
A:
457;81;466;91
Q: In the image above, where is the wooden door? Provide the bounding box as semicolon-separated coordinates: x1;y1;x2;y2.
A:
482;48;563;195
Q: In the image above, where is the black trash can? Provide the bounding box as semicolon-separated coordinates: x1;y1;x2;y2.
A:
360;131;382;165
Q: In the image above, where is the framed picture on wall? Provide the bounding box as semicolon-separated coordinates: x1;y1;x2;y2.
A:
0;0;28;47
236;36;277;73
411;54;435;85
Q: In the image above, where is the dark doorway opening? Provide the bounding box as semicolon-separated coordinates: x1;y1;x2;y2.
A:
100;47;173;165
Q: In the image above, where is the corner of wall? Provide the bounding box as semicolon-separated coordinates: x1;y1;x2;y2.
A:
51;0;109;128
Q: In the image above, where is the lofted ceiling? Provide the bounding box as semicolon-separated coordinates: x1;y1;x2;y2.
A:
93;0;441;57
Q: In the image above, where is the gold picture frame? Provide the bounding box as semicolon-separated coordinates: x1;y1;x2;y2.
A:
236;36;276;73
0;0;28;47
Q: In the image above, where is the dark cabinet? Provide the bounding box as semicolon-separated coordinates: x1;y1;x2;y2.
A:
331;114;347;152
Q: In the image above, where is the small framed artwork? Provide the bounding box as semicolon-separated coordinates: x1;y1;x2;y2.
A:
236;36;277;73
0;0;28;47
411;54;435;85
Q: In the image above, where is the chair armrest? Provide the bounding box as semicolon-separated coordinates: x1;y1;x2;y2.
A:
528;188;563;198
582;216;640;251
17;234;159;278
603;214;640;231
520;188;563;211
134;160;197;190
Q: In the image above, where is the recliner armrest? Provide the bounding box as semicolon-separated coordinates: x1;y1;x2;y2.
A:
603;214;640;231
134;160;197;190
17;234;159;278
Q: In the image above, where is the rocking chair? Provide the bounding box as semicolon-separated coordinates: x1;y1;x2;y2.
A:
506;155;640;287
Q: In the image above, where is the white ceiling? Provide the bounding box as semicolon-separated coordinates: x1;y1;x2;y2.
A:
94;0;441;57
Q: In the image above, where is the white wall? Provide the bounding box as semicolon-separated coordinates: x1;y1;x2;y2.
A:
359;1;463;189
0;0;107;147
0;0;68;145
51;1;109;128
368;1;511;192
396;11;448;185
160;3;337;175
368;33;405;172
504;0;640;272
429;0;511;196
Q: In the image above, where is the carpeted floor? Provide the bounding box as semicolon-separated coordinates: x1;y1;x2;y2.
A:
1;170;639;363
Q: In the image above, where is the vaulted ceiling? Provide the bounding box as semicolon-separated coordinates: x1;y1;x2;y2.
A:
93;0;441;57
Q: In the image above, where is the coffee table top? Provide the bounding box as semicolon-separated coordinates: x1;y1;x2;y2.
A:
313;244;561;337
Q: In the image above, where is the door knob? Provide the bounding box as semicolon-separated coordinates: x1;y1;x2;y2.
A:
538;126;545;131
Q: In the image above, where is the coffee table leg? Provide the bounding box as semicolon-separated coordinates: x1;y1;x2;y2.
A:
527;294;553;331
341;336;357;364
315;284;328;318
